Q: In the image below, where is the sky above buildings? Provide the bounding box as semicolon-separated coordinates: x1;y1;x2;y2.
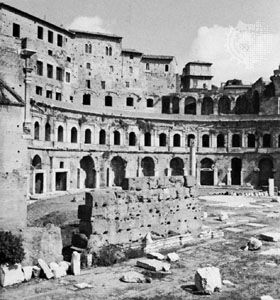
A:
4;0;280;85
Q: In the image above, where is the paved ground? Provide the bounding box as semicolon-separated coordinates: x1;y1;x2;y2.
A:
1;195;280;300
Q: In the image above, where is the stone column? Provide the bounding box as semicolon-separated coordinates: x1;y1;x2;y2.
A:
190;140;196;177
213;100;218;115
109;168;114;186
240;168;245;186
269;178;275;196
242;131;246;148
227;131;231;152
214;166;218;185
23;65;33;133
196;165;201;185
95;169;100;189
196;99;202;115
184;167;188;176
227;168;232;185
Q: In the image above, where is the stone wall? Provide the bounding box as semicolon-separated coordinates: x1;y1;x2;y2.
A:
78;176;201;249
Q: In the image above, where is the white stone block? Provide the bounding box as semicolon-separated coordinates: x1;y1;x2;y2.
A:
38;258;53;279
194;266;222;294
22;266;33;281
146;252;165;260
71;251;81;275
166;252;180;262
0;264;24;287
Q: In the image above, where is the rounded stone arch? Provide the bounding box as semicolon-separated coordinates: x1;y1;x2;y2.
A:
217;133;225;148
184;97;196;114
170;157;184;176
218;95;231;114
258;156;273;187
187;133;196;147
235;94;249;114
159;132;167;147
129;131;136;146
31;154;42;169
71;126;78;143
84;128;92;144
80;155;96;188
34;121;40;140
200;158;214;186
201;96;214;115
111;156;126;186
173;133;181;147
57;124;65;142
141;156;155;177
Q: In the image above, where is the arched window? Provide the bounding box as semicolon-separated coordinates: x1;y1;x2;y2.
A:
232;134;241;147
85;44;88;53
184;97;196;115
105;95;112;106
202;134;210;147
217;134;225;148
45;123;51;141
141;157;155;176
159;133;167;147
201;97;214;115
146;63;150;71
84;129;91;144
88;44;92;54
129;132;136;146
57;126;64;142
113;131;120;145
105;46;109;56
144;132;151;147
32;155;42;169
34;121;40;140
172;97;180;114
218;96;231;114
248;134;255;148
187;134;195;147
109;46;112;56
173;134;181;147
71;127;78;143
99;129;106;145
263;134;271;148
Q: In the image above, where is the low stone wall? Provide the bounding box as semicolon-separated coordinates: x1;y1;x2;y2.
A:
78;176;201;249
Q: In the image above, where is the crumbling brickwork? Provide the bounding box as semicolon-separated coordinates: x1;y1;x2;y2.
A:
78;176;200;248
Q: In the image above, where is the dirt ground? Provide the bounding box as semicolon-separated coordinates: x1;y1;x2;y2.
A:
2;195;280;300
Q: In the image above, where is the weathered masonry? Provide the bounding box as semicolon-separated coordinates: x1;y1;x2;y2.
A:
1;3;280;230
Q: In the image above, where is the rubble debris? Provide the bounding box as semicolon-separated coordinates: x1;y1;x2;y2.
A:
146;252;165;260
22;266;33;281
32;266;41;278
38;259;54;279
218;212;229;221
166;253;180;262
49;262;66;278
194;266;222;294
74;282;93;289
58;261;71;273
86;253;93;267
120;271;151;283
136;259;170;272
71;251;81;275
247;237;262;251
260;232;280;242
0;264;25;287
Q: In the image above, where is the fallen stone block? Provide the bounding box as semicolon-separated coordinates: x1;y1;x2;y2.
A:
166;253;180;262
136;259;170;272
248;237;262;251
49;262;66;278
74;282;93;289
120;271;151;283
218;212;229;221
260;232;280;242
194;266;222;294
38;259;54;279
32;266;41;278
259;296;274;300
71;251;81;275
58;261;71;272
146;252;165;261
0;264;25;287
22;266;33;281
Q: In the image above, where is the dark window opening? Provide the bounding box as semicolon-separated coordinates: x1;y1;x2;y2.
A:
66;72;70;83
114;131;120;145
83;94;91;105
71;127;78;143
187;134;195;147
202;134;210;147
218;96;231;114
99;130;106;144
45;123;51;141
47;64;53;78
217;134;225;148
126;81;130;88
48;50;53;56
36;61;43;76
57;34;63;47
12;23;20;38
101;81;106;89
145;132;151;146
184;97;196;114
86;80;91;89
57;126;64;142
35;173;44;194
162;97;170;114
56;67;63;81
201;97;214;115
141;157;155;176
172;97;180;114
278;135;280;147
105;95;112;106
126;97;133;106
46;90;53;99
34;122;40;140
129;132;136;146
263;134;271;148
56;92;62;101
173;134;181;147
60;162;64;168
147;98;153;107
67;56;71;62
48;30;53;43
159;133;166;147
248;134;255;148
36;86;42;96
232;134;241;147
86;62;91;69
146;63;150;71
85;129;91;144
55;172;67;191
37;26;43;39
165;64;169;72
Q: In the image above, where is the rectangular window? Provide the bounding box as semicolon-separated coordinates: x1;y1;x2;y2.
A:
66;72;71;83
67;56;71;62
56;67;63;81
46;90;53;99
57;34;63;47
36;86;43;95
56;92;62;101
126;82;130;88
165;64;169;72
37;26;43;40
48;50;53;56
86;63;91;69
48;30;53;43
101;81;106;90
70;96;73;102
86;80;91;89
126;97;133;106
12;23;20;38
47;64;53;78
36;61;43;76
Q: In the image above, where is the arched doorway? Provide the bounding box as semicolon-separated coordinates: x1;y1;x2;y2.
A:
111;156;126;186
200;158;214;185
258;157;273;187
218;96;231;114
184;97;196;114
170;157;184;176
32;155;43;194
231;158;242;185
201;97;214;115
141;157;155;177
80;156;96;188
